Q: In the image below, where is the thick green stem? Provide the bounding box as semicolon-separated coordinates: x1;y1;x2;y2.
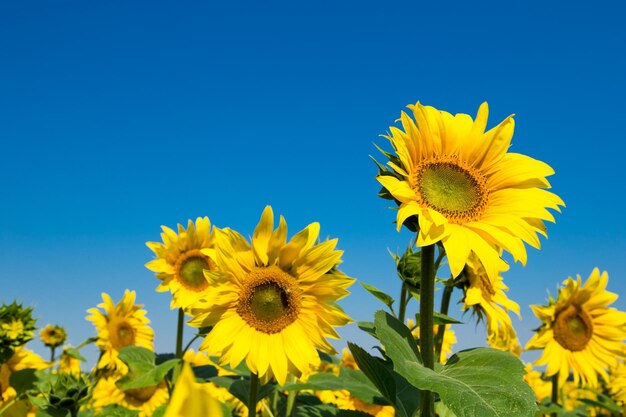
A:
49;347;56;373
551;373;559;417
419;244;435;417
398;284;409;323
248;373;260;417
175;308;184;359
434;284;454;363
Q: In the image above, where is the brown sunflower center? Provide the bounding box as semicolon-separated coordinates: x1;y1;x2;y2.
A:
553;304;593;351
415;157;488;223
124;386;157;406
110;320;136;350
174;249;215;292
237;266;301;334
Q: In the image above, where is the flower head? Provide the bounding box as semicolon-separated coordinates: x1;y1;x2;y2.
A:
188;206;354;384
164;362;223;417
461;253;521;353
86;290;154;371
376;102;564;280
526;268;626;387
40;324;67;348
146;217;217;310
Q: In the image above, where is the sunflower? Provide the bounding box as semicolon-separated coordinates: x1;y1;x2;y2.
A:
526;268;626;388
188;206;354;385
317;389;395;417
523;363;551;402
86;290;154;371
376;102;564;281
58;348;82;377
146;217;217;310
40;324;67;348
461;253;521;351
91;373;169;417
0;348;49;404
609;359;626;405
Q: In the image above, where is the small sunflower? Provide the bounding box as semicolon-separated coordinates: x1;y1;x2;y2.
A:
376;102;564;281
146;217;217;310
523;363;551;402
188;206;354;385
91;373;169;417
86;290;154;371
526;268;626;387
58;349;82;377
461;253;521;350
40;324;67;348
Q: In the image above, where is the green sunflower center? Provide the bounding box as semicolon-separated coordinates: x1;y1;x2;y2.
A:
553;304;593;351
110;320;136;350
237;266;302;334
175;249;215;292
416;158;488;222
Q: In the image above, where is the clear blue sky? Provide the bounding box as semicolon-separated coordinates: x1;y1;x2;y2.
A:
1;0;625;366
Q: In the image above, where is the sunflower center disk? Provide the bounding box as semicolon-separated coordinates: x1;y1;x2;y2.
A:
111;320;136;350
237;266;301;334
417;161;487;222
175;249;213;291
124;386;157;405
553;304;593;351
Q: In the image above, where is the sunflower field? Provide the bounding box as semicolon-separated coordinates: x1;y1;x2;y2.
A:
2;102;625;417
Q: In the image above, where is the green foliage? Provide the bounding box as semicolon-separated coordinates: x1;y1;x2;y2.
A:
354;311;538;417
92;405;140;417
283;367;384;404
360;283;395;314
348;343;420;417
210;375;276;406
414;312;462;326
0;301;37;363
399;349;537;417
116;346;178;390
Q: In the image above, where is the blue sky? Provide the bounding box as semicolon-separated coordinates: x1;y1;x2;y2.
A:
1;0;625;367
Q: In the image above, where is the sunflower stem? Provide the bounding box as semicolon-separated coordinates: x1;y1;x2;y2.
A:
551;373;559;416
248;372;260;417
398;284;409;323
175;308;184;358
49;347;56;372
434;284;454;363
419;244;435;417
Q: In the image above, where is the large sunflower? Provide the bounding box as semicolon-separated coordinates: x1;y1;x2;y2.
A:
525;268;626;387
461;253;521;352
86;290;154;371
376;102;564;280
145;217;217;309
188;206;354;385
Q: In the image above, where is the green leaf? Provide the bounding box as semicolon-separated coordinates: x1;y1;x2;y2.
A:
116;346;179;390
414;312;462;325
210;376;275;406
435;402;458;417
294;403;373;417
360;283;395;313
283;368;381;404
63;347;86;362
398;348;538;417
348;343;420;417
356;321;377;339
150;404;167;417
9;368;39;396
374;310;421;364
